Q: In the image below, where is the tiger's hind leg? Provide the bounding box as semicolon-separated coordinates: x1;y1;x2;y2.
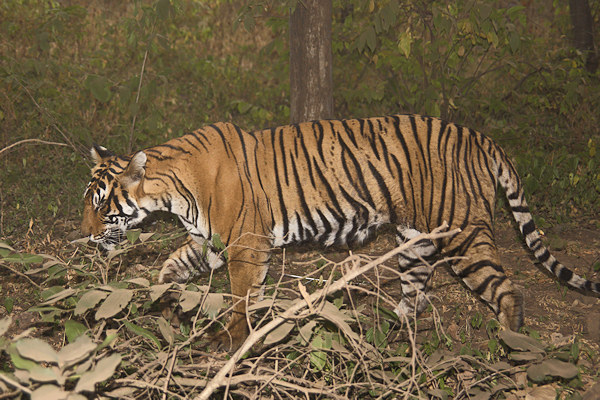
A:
394;227;438;319
445;224;523;331
158;236;226;283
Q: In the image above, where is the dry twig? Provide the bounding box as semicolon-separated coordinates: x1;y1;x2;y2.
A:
194;223;459;400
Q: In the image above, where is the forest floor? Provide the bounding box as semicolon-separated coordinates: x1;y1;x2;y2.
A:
1;213;599;398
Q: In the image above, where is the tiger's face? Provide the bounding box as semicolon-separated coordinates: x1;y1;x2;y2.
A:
81;145;148;250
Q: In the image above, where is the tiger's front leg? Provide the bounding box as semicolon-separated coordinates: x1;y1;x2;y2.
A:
212;237;271;351
158;236;226;284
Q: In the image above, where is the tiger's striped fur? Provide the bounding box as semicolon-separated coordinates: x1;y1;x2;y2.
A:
82;114;600;348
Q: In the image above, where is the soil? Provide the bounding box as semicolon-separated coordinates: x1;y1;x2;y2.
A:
1;214;599;393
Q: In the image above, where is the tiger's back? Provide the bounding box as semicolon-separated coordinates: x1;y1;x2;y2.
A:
82;113;600;349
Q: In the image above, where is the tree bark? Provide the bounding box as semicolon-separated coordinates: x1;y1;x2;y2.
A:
289;0;334;123
569;0;598;73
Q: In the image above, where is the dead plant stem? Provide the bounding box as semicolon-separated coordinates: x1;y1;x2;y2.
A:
194;224;459;400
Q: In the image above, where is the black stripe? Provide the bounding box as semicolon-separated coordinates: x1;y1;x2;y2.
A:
511;205;530;213
367;161;397;223
390;115;413;176
537;249;550;263
209;124;232;156
521;220;536;235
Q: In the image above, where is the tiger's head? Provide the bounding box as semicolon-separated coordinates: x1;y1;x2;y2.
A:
81;144;149;250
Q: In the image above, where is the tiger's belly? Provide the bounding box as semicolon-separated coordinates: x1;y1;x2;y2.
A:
271;208;389;248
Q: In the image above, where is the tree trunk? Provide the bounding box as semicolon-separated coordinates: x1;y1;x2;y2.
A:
289;0;334;123
569;0;598;73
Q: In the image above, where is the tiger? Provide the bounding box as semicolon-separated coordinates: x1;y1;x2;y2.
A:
81;114;600;349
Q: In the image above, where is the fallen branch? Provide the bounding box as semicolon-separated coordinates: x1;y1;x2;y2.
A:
0;139;69;158
195;223;460;400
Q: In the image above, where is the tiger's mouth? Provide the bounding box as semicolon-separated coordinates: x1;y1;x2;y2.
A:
89;226;124;250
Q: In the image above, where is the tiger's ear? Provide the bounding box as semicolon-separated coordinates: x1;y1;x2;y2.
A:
120;151;147;189
90;144;114;164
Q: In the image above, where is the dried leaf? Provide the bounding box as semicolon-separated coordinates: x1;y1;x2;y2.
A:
127;277;150;287
498;329;545;353
74;353;121;393
156;317;174;346
74;290;109;316
29;366;63;384
527;359;579;382
149;283;172;302
264;321;295;345
509;351;544;362
298;320;318;344
16;338;58;363
66;395;88;400
0;241;15;251
95;289;133;320
103;387;137;398
428;389;449;400
247;298;275;312
317;301;360;342
139;232;155;242
41;288;76;306
0;316;12;336
31;384;68;400
57;335;96;368
179;290;203;312
201;293;224;318
525;384;557;399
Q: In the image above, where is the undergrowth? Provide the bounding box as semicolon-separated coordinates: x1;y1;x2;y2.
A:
1;229;595;399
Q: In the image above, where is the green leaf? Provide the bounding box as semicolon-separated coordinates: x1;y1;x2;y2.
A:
155;0;173;20
9;344;40;371
2;253;43;264
85;75;112;103
398;32;412;58
211;234;228;260
123;320;161;350
365;26;376;52
478;3;492;20
509;31;520;52
64;320;88;343
126;229;141;244
3;297;14;313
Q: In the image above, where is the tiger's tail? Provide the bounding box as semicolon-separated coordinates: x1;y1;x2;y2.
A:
492;142;600;294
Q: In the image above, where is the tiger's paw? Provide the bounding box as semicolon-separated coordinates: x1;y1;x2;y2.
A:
210;316;250;352
158;260;190;284
394;294;431;321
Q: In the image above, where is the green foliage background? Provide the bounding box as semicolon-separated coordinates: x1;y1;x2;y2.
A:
0;0;599;237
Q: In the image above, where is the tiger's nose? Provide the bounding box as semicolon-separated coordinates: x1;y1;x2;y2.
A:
81;220;92;237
